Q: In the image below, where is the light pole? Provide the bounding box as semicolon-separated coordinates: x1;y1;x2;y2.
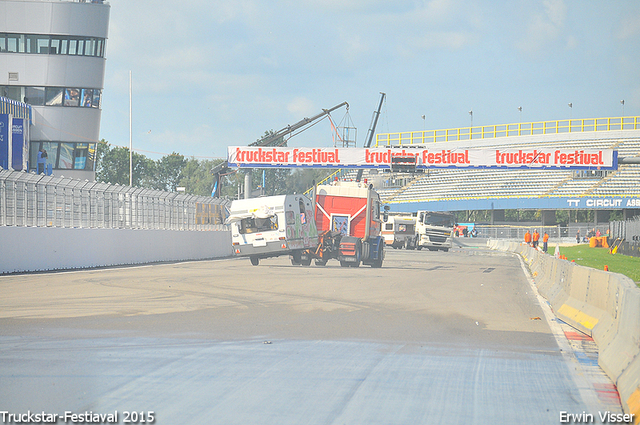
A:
469;110;473;127
568;102;572;119
129;70;132;187
621;99;625;117
518;106;522;123
421;114;425;131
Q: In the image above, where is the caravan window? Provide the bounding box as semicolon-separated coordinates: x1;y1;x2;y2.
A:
298;199;307;225
396;223;415;234
239;216;278;234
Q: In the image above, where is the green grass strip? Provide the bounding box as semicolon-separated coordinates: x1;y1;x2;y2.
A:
558;245;640;285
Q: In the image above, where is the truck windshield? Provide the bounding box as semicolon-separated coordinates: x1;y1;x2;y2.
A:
424;214;454;228
239;216;278;234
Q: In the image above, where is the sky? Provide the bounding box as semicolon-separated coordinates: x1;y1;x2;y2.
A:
99;0;640;161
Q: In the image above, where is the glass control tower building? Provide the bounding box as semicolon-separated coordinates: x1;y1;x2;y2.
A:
0;0;110;180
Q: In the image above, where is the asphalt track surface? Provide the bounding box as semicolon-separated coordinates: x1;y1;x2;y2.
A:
0;245;624;424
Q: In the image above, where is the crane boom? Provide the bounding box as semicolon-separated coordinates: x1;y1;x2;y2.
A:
251;101;349;147
356;92;386;182
211;101;349;197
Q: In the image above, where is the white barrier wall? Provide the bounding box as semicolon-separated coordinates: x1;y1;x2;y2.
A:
488;240;640;423
0;227;232;274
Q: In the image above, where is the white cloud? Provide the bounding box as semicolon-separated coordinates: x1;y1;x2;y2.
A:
543;0;567;27
617;12;640;40
515;0;568;54
287;97;316;118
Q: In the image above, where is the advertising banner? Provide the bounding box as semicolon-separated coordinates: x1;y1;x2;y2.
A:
389;196;640;214
228;146;618;170
0;114;10;170
11;118;26;171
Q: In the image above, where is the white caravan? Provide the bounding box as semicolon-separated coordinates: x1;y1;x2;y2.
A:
226;194;318;265
381;215;417;249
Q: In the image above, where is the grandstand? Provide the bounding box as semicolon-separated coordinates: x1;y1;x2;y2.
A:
332;117;640;221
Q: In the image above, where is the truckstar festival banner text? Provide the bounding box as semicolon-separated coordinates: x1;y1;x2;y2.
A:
228;147;617;170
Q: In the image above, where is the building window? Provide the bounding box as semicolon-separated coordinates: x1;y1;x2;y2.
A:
5;34;24;53
76;39;85;56
45;87;64;106
0;33;106;58
50;37;60;55
30;142;96;172
25;87;45;105
64;88;81;106
1;86;101;109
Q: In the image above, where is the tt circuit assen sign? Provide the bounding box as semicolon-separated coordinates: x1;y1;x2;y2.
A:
228;146;618;170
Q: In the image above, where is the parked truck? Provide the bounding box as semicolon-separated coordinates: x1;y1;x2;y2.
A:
227;181;385;268
381;215;417;249
415;210;456;251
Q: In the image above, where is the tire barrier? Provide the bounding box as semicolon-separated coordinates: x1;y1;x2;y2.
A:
488;239;640;423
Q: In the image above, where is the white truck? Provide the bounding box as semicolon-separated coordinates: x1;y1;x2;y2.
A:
381;215;417;249
226;194;318;266
415;210;456;252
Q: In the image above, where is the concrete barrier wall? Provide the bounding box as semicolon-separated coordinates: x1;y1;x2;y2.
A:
488;239;640;422
0;227;233;274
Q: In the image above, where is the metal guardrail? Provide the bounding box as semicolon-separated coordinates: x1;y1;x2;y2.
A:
473;225;566;241
376;116;640;146
0;169;229;230
609;216;640;242
472;224;615;242
0;95;32;124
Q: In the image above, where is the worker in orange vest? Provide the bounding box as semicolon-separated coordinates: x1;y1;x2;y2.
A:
542;232;550;252
532;229;540;248
524;230;532;245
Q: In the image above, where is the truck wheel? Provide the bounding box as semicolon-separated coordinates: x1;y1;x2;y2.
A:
441;248;449;252
250;256;259;266
350;242;361;267
301;256;312;266
290;251;302;265
340;261;350;267
315;259;327;266
371;243;384;268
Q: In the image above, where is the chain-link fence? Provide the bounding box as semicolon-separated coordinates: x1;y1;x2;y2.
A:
0;169;230;230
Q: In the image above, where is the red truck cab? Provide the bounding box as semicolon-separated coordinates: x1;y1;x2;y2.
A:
311;181;384;267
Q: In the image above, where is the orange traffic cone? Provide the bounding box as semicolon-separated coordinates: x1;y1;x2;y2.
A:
604;265;609;271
